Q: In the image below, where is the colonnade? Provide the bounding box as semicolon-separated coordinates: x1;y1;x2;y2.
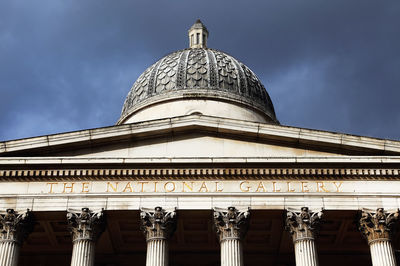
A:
0;207;399;266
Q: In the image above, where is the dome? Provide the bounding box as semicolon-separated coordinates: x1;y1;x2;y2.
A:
118;21;278;125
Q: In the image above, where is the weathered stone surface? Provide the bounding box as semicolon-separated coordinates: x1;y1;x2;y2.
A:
358;208;399;243
140;207;176;241
120;48;277;124
213;206;250;242
285;207;323;242
67;208;105;242
0;209;33;245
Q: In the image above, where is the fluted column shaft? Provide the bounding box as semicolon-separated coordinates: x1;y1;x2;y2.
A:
285;207;323;266
0;241;19;266
369;239;396;266
141;207;176;266
70;240;96;266
358;208;399;266
0;209;33;266
146;238;168;266
220;238;243;266
67;208;105;266
294;238;318;266
214;207;250;266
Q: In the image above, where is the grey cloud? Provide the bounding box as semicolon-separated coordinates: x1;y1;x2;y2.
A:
0;0;399;140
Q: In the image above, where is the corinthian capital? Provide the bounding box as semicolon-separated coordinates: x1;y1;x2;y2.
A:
285;207;323;242
358;208;399;244
67;208;105;242
140;207;176;241
0;209;33;245
213;206;250;242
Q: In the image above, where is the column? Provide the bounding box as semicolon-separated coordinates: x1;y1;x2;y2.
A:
67;208;105;266
213;207;250;266
140;206;176;266
0;209;33;266
285;207;323;266
358;208;399;266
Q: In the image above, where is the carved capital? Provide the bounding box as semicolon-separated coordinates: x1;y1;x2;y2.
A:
358;208;399;244
285;207;323;242
67;208;105;242
213;207;250;242
140;207;176;241
0;209;33;245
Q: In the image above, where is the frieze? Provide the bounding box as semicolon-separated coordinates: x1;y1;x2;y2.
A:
0;179;400;195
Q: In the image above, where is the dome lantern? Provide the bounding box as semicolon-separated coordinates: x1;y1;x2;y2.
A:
188;19;208;48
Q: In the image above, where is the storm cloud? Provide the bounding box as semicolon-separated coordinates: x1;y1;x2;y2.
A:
1;0;399;141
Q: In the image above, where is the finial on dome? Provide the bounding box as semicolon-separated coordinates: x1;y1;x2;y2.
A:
188;19;208;48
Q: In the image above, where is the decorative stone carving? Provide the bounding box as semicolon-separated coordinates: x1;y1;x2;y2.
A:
213;207;250;242
358;208;399;243
285;207;323;242
0;209;33;245
67;208;105;242
120;45;278;124
140;207;177;241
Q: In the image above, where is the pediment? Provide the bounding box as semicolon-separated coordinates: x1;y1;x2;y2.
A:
1;114;400;158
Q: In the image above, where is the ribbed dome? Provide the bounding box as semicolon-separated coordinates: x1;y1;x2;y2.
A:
118;21;278;125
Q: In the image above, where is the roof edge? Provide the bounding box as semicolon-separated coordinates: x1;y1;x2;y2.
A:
1;114;400;156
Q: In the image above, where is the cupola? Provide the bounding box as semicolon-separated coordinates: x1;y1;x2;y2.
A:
188;19;208;48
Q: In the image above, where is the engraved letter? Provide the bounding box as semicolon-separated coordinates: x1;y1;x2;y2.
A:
215;181;223;192
182;181;194;192
301;182;309;193
47;182;58;193
286;182;295;192
107;182;119;192
138;182;148;192
255;182;266;192
272;182;281;192
317;182;329;193
164;182;176;192
123;182;133;193
81;182;90;193
240;181;250;192
63;183;75;193
198;182;209;192
333;182;343;192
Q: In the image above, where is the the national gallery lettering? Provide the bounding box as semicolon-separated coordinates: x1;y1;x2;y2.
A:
0;20;399;266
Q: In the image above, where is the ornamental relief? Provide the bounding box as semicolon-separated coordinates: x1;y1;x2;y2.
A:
0;209;33;244
213;207;250;242
358;208;400;243
67;208;105;242
140;207;177;241
120;48;277;119
285;207;324;242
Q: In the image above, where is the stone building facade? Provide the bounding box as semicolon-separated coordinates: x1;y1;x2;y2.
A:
0;20;399;266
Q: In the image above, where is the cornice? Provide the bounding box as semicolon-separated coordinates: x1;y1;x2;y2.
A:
1;162;400;181
1;115;400;156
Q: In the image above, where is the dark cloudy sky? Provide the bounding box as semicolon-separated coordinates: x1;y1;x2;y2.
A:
1;0;400;141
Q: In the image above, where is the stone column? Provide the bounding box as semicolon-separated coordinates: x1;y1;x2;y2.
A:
213;207;250;266
140;207;177;266
67;208;105;266
358;208;399;266
285;207;323;266
0;209;33;266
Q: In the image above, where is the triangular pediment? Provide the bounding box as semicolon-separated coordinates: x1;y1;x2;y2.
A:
1;114;399;158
